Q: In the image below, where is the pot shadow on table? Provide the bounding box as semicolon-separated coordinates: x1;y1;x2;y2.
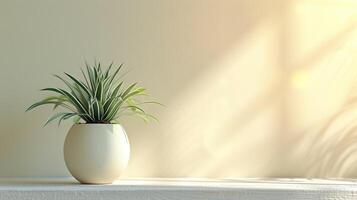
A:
0;178;81;185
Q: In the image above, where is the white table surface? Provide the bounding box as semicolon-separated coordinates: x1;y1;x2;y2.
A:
0;178;357;200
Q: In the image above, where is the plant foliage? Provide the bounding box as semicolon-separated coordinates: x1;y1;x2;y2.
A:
27;62;160;126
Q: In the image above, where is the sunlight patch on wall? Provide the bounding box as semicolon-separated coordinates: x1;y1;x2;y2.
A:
291;69;312;90
156;0;357;177
159;18;282;177
288;0;357;131
286;0;357;177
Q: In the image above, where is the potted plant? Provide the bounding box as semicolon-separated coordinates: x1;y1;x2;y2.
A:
27;62;159;184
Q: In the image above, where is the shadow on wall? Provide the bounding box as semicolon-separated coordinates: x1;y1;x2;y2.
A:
299;92;357;178
277;21;357;177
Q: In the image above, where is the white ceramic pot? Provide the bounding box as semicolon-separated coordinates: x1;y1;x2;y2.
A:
63;124;130;184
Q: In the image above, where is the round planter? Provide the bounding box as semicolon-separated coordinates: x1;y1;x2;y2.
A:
63;124;130;184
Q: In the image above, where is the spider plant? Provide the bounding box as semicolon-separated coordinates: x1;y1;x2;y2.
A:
26;62;160;126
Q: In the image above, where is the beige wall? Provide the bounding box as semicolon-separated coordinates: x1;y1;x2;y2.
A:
1;0;357;178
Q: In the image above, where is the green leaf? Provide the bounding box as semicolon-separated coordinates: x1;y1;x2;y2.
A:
137;101;165;106
120;105;146;114
95;80;103;102
64;72;92;97
43;112;70;126
103;98;123;121
81;68;90;88
104;62;114;78
86;63;96;91
123;88;146;101
92;99;101;120
73;115;81;124
42;87;92;121
58;113;78;126
53;75;89;109
110;81;123;98
26;100;56;112
122;83;137;98
107;63;123;86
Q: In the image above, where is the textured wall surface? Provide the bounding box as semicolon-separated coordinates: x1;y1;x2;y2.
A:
1;0;357;178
